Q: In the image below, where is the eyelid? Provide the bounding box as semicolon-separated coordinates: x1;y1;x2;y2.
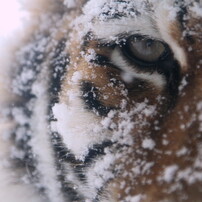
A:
98;34;163;47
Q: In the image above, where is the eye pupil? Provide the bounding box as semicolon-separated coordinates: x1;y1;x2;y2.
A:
146;39;153;48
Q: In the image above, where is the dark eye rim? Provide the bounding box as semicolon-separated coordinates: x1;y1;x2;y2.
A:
120;35;171;68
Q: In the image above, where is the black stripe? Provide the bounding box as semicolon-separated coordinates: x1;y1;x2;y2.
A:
74;140;114;182
100;1;140;20
13;35;48;99
81;81;115;116
51;132;113;181
49;38;69;105
51;132;113;166
90;54;110;66
175;1;195;44
51;132;85;201
81;32;95;48
11;34;50;194
47;39;84;201
50;132;114;200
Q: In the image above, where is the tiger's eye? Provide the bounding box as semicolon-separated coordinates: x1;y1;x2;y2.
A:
128;36;166;63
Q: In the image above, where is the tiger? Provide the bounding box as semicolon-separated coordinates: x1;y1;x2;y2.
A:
0;0;201;201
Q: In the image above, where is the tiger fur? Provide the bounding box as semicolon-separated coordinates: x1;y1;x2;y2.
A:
0;0;202;201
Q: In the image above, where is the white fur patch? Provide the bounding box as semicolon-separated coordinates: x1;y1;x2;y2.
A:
30;67;64;202
52;97;110;161
111;48;166;90
155;1;187;69
0;122;44;202
91;16;162;42
79;0;162;42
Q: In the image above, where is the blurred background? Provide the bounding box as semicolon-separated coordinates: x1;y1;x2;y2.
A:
0;0;26;40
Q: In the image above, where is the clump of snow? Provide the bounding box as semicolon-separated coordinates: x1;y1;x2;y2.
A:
63;0;77;8
131;159;154;178
142;138;155;150
162;165;179;183
86;152;115;192
178;76;188;93
190;2;202;17
12;36;49;95
71;71;83;84
176;147;189;157
158;143;202;188
11;107;29;126
125;194;145;202
52;102;108;160
80;48;97;63
102;100;156;146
